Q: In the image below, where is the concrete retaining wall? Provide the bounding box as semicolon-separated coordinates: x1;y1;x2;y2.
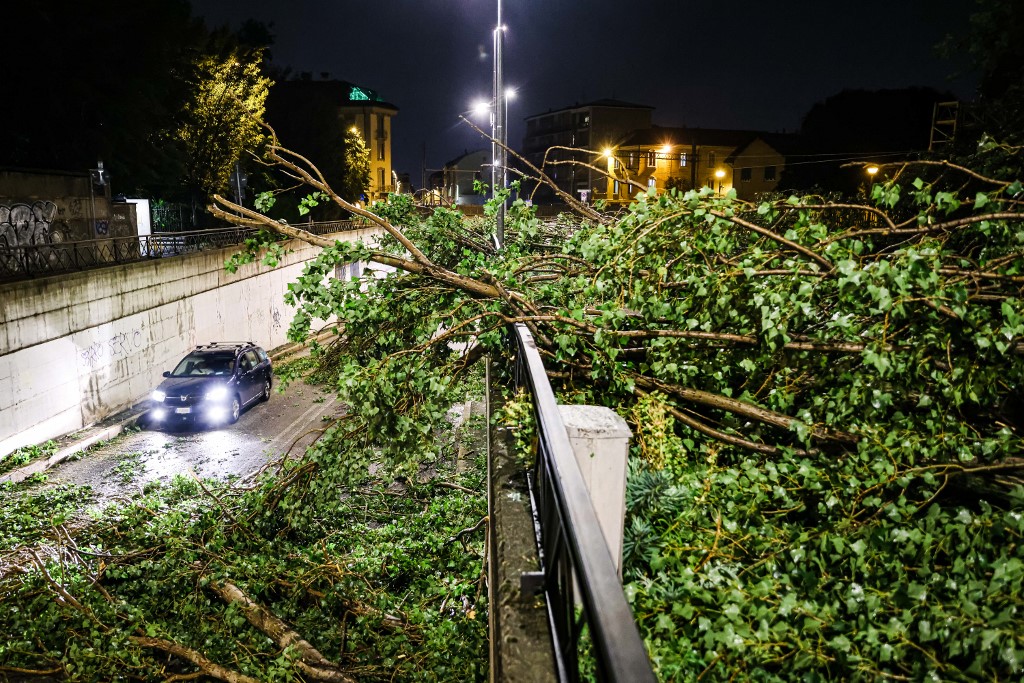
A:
0;228;378;457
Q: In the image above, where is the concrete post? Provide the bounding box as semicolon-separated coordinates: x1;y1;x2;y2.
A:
558;405;632;577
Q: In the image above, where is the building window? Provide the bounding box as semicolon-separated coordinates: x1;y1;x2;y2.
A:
613;180;620;195
628;153;637;169
740;167;752;182
764;165;777;181
647;150;657;168
648;177;657;189
378;168;385;191
680;152;687;167
378;141;386;161
708;151;716;167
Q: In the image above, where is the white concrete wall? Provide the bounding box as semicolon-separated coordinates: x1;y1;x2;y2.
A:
0;228;379;457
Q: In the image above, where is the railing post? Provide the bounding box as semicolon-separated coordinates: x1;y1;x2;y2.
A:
557;406;631;577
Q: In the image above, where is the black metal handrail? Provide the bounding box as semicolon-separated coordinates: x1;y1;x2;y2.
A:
510;323;656;682
0;221;367;283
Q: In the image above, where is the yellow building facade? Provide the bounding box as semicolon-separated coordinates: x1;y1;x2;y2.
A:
601;127;791;203
338;84;399;203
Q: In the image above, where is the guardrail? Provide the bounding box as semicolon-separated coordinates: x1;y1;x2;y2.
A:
0;221;364;282
509;324;656;682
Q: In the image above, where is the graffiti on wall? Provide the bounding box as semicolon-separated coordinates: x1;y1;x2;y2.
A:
0;201;58;248
79;326;147;369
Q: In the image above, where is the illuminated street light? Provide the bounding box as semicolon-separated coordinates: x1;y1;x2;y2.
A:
866;165;880;176
715;168;726;194
471;100;491;118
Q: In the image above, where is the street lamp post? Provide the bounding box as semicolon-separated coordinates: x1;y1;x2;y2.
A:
492;0;506;249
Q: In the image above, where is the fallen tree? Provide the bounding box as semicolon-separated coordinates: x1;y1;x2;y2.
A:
2;125;1022;680
206;132;1024;680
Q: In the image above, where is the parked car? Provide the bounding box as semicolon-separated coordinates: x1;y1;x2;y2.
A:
149;342;272;426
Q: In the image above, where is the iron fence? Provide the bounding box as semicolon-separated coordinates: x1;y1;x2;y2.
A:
0;221;365;283
508;323;656;682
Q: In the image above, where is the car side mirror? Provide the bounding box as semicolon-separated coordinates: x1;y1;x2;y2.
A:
162;371;171;377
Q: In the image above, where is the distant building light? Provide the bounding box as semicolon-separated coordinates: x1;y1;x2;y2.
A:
349;86;380;102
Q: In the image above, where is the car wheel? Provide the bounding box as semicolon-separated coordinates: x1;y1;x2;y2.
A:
229;395;241;424
261;378;271;402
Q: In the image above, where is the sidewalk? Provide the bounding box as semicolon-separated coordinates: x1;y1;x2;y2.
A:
0;337;324;486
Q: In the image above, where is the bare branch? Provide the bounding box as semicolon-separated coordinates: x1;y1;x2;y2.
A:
130;637;262;683
458;116;608;224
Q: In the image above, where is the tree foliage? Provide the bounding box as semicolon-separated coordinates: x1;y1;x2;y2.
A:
0;424;489;681
178;49;271;203
0;1;275;201
942;0;1024;178
342;127;372;203
3;120;1023;678
206;133;1024;680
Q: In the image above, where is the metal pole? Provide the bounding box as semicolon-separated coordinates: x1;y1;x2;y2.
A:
235;161;244;212
493;0;505;249
89;178;96;238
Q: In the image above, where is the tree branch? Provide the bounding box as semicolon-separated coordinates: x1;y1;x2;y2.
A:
130;637;261;683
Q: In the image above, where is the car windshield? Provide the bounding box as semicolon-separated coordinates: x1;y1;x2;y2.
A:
170;352;235;377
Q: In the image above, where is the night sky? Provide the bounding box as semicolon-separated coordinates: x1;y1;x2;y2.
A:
190;0;978;186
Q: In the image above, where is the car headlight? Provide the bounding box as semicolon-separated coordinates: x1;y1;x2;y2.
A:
204;385;229;401
152;390;166;402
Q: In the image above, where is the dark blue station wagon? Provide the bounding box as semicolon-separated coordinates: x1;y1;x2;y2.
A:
150;342;272;426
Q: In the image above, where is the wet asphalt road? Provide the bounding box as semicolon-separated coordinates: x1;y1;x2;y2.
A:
44;377;343;499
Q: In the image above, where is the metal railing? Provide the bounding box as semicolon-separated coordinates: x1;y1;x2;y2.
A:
0;221;365;282
510;324;656;682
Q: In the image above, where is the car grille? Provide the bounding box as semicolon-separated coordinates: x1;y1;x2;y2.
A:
164;392;200;407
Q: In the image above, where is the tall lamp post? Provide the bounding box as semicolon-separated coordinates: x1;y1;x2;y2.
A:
492;0;506;249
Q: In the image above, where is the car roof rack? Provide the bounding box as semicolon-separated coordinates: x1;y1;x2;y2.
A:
194;341;255;351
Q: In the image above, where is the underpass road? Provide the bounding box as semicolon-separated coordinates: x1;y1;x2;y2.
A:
44;377;343;500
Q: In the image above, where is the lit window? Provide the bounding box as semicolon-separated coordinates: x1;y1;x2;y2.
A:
647;151;657;168
680;152;687;167
740;168;752;182
613;180;620;195
764;166;777;181
648;177;657;188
